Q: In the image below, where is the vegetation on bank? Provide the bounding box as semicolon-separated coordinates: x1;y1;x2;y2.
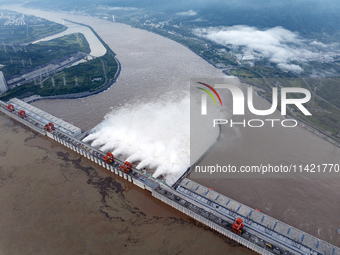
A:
228;67;340;136
0;33;90;78
121;17;340;139
0;52;117;101
0;23;118;101
0;10;67;44
0;10;119;102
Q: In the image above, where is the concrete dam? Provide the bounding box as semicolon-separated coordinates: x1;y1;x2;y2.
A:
0;98;339;255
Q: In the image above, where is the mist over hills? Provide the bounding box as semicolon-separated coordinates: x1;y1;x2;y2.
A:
5;0;339;36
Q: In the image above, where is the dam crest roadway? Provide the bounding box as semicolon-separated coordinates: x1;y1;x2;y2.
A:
0;98;339;255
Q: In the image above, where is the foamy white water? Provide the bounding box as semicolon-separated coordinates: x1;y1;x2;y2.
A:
83;95;191;184
2;6;225;183
83;91;222;184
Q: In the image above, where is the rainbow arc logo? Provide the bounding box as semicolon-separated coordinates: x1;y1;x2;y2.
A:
196;82;223;106
196;82;222;115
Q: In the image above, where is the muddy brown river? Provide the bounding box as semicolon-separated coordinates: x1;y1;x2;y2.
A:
0;113;254;254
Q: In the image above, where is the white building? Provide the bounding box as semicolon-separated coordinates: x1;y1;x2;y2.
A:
0;71;8;94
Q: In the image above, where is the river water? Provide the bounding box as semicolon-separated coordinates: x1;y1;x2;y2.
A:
0;113;254;254
32;20;107;58
1;5;340;248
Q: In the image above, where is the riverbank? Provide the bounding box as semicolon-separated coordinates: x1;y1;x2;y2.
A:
234;74;340;149
122;20;340;151
22;19;121;103
26;19;122;103
24;55;121;103
0;18;121;103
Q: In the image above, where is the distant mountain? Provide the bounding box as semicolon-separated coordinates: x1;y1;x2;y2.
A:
15;0;340;35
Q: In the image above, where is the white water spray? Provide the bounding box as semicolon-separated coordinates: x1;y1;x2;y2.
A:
84;95;191;185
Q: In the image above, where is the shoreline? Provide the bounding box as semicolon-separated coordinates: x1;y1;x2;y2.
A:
24;55;121;103
119;21;340;150
236;74;340;148
3;7;340;150
159;31;340;149
23;19;122;103
5;8;340;161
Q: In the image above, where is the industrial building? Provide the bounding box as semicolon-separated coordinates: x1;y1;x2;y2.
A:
0;71;8;94
8;98;82;137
